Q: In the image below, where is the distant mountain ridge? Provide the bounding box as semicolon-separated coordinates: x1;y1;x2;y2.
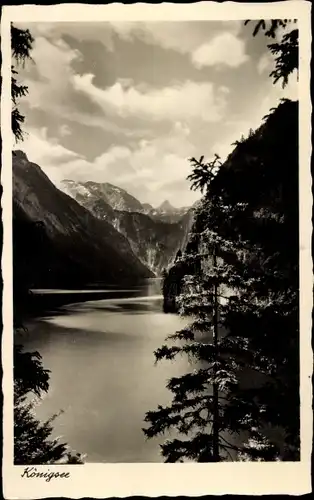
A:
61;179;191;221
60;179;195;274
13;151;153;289
62;179;145;213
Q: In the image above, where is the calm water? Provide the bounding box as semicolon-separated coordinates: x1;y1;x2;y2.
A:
16;279;192;463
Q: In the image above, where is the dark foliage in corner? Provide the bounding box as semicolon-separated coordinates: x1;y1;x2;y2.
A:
244;19;298;88
14;342;85;465
11;24;34;142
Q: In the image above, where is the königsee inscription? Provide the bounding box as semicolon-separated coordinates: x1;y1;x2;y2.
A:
21;467;71;482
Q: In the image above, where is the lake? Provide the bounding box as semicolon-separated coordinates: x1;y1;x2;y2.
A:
15;278;192;463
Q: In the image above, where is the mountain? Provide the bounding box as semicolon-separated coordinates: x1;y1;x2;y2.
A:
148;202;190;223
157;200;175;213
62;179;192;223
60;179;194;274
13;151;153;290
142;202;154;213
111;210;194;274
62;180;144;213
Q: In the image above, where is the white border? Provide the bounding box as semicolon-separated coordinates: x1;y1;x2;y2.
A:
1;2;312;497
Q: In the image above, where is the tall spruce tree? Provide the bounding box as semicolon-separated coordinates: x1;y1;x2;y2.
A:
144;153;281;461
144;20;299;461
144;100;298;461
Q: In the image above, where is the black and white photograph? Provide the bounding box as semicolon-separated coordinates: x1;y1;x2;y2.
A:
1;1;312;497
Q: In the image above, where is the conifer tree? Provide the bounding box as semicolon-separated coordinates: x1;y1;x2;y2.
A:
144;100;298;462
144;158;257;462
11;23;34;142
144;17;299;462
14;342;85;464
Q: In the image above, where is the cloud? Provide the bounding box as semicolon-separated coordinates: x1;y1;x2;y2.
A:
72;76;228;123
22;36;81;109
21;21;247;70
20;35;141;137
21;122;199;206
109;21;208;54
257;53;274;74
21;127;84;184
17;22;246;141
15;20;296;208
16;21;116;51
258;69;298;116
210;70;298;162
192;32;249;69
80;142;198;206
109;21;242;51
59;124;72;137
108;21;248;69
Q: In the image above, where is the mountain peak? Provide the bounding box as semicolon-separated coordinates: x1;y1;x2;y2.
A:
158;200;175;212
61;178;144;213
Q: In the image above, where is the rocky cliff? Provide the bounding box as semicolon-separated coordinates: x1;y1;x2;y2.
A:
13;151;154;290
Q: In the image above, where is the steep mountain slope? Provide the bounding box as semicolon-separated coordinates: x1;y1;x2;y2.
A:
13;151;153;289
60;179;194;274
112;210;194;273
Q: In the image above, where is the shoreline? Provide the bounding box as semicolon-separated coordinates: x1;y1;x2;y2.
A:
15;278;163;321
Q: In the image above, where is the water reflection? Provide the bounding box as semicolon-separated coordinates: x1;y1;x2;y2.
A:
16;279;190;463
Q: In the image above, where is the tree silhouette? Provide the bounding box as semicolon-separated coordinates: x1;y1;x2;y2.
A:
244;19;298;87
187;154;222;194
14;341;85;465
11;23;34;142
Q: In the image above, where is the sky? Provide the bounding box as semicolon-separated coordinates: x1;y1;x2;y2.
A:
15;20;298;207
